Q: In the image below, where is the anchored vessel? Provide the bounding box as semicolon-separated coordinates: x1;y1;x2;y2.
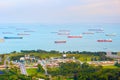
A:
68;35;82;38
97;39;112;42
54;40;66;43
4;37;23;39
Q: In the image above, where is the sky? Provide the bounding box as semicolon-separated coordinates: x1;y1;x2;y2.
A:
0;0;120;24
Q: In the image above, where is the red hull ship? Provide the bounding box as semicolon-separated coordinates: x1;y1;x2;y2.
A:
68;35;82;38
97;39;112;42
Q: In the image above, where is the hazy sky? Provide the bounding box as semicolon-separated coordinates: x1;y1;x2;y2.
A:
0;0;120;24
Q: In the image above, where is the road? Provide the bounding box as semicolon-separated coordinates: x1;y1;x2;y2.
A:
38;60;48;75
4;56;10;68
19;63;27;75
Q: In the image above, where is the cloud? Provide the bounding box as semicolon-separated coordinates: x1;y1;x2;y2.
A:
0;0;119;23
0;1;16;9
67;0;120;16
51;0;120;23
0;0;55;9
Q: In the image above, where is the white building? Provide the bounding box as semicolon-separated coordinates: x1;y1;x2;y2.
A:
20;57;25;61
106;51;120;58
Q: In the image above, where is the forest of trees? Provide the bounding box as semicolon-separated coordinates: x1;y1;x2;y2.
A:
0;62;120;80
48;62;120;80
8;49;114;62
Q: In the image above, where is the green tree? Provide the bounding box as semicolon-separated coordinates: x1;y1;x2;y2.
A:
37;64;45;73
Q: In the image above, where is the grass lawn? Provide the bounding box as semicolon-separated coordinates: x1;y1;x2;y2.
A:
67;54;99;61
30;53;62;59
103;65;119;69
27;68;46;79
27;68;37;75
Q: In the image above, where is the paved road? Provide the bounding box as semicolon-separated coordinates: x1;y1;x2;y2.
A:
38;60;48;75
19;63;27;75
4;56;10;68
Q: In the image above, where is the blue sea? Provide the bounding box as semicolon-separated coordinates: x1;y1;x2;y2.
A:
0;23;120;54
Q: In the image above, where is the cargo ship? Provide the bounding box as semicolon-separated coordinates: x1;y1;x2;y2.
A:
68;35;82;38
105;33;116;36
2;32;13;34
16;28;27;30
17;33;30;35
82;32;94;34
59;30;70;32
88;28;104;31
58;32;70;35
24;30;35;32
97;39;112;42
4;37;23;39
54;40;66;43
